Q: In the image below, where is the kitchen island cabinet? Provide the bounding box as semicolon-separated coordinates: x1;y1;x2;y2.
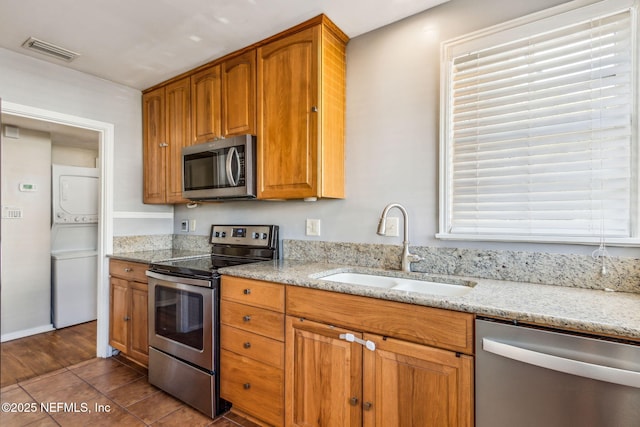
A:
108;259;149;367
257;18;348;200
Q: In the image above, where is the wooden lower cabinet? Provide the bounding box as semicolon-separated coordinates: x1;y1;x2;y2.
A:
285;316;473;427
109;259;149;367
286;285;474;427
285;317;362;427
220;276;285;426
221;277;475;426
362;333;474;427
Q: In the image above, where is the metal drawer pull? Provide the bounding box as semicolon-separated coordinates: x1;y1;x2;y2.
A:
483;338;640;389
243;383;251;390
243;288;251;295
124;316;130;321
243;342;251;349
243;315;251;322
124;268;133;272
364;402;373;410
349;397;359;406
339;333;376;351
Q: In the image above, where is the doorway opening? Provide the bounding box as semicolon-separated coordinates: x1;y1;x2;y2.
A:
1;101;114;359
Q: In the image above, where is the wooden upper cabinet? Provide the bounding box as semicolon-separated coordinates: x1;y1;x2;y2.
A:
142;87;166;203
164;77;191;203
222;49;256;136
142;76;190;204
191;64;222;144
257;19;348;200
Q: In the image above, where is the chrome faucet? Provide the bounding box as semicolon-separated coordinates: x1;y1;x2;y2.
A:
376;203;423;272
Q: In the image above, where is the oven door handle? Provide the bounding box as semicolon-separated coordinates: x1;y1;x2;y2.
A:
146;270;213;288
483;338;640;389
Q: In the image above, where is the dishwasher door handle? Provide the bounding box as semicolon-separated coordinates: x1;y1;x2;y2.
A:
483;338;640;389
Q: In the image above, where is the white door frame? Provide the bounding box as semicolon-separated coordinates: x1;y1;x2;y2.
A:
3;101;114;358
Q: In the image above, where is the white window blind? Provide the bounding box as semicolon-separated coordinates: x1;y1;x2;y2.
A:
440;0;638;243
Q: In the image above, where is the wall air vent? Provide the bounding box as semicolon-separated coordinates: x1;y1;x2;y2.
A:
21;37;80;62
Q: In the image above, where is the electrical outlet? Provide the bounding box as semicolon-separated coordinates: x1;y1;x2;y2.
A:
181;220;189;232
306;219;321;236
189;219;196;232
385;217;400;237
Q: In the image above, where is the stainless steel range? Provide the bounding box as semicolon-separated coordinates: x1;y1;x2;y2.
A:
145;224;279;418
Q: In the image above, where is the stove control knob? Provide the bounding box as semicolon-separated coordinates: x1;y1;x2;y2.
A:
252;232;260;239
220;231;226;238
261;233;268;240
214;232;220;238
74;216;81;222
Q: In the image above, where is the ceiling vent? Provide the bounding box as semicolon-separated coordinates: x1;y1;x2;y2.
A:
21;37;80;62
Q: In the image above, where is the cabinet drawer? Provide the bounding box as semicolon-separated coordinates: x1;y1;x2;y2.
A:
286;286;474;355
221;300;285;341
221;349;284;426
221;276;284;312
109;259;148;283
221;325;284;369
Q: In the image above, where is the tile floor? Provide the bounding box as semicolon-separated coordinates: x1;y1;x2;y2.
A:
0;357;260;427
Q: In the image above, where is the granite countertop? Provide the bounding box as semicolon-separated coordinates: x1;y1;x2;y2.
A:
109;249;210;264
218;259;640;341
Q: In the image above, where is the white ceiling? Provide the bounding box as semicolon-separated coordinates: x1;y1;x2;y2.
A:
0;0;449;91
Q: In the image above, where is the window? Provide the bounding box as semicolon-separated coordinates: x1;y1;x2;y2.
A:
439;0;639;245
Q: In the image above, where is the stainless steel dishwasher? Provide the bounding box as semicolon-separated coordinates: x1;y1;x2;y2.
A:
476;318;640;427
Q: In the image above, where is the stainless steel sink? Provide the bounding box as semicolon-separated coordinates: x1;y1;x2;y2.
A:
318;272;473;297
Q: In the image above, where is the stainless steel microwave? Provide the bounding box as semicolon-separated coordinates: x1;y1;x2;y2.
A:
182;135;256;201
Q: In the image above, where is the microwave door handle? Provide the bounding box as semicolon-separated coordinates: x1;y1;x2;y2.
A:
226;146;240;186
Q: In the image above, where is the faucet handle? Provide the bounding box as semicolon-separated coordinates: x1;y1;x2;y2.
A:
407;253;423;263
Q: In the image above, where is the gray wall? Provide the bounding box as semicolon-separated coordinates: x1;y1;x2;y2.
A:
0;47;174;236
175;0;640;257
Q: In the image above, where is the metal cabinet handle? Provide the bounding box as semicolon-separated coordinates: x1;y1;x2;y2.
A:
124;316;131;321
243;342;251;349
364;402;373;410
243;288;251;295
349;397;359;406
243;383;251;390
124;268;133;272
243;315;251;322
311;106;318;112
159;142;168;147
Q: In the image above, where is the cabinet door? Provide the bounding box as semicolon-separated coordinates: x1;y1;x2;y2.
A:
128;281;149;366
164;77;191;203
191;64;222;144
285;316;362;427
257;27;319;199
362;333;474;427
109;277;129;353
223;50;256;136
142;86;167;203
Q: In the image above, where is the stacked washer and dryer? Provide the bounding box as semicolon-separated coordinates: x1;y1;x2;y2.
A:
50;164;99;329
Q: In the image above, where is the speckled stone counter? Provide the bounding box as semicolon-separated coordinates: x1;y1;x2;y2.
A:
219;259;640;341
108;249;209;264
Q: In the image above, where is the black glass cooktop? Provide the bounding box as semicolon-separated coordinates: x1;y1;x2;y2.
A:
150;255;261;279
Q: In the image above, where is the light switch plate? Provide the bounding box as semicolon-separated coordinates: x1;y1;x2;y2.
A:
181;220;189;232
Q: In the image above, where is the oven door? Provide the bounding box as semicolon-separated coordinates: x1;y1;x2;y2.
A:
147;271;215;371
